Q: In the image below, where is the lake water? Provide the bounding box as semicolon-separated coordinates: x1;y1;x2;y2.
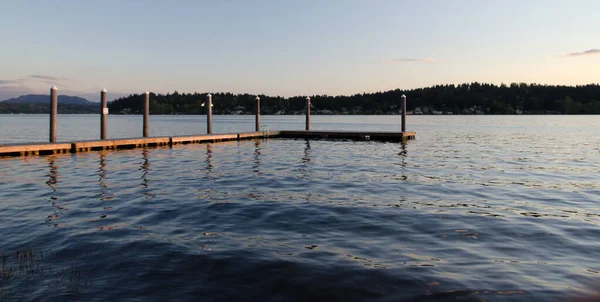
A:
1;115;599;301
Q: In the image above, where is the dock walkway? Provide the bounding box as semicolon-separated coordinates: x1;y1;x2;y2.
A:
0;130;416;157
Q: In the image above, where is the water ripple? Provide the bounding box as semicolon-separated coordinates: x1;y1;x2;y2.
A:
1;116;600;301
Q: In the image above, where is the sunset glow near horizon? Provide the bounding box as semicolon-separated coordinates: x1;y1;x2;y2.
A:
0;0;599;101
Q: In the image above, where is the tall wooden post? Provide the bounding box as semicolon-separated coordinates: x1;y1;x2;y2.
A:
206;94;213;134
49;86;58;142
305;96;311;131
100;88;108;139
143;91;149;137
401;94;407;132
255;96;260;132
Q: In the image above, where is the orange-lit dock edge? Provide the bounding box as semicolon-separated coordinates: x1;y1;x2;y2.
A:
0;130;416;158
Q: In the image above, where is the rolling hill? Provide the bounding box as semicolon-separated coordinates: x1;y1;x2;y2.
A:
0;94;98;114
1;94;94;105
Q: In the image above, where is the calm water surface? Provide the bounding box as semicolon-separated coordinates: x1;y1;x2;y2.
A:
1;115;599;301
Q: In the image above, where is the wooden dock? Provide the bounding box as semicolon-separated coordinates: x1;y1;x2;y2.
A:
3;87;417;158
0;130;415;158
279;130;416;141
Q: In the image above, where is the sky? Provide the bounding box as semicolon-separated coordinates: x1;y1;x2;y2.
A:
0;0;599;102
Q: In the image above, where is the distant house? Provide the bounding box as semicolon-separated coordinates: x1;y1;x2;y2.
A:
315;109;334;115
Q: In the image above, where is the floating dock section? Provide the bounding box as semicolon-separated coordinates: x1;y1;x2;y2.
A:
4;88;417;158
0;130;415;158
280;130;416;141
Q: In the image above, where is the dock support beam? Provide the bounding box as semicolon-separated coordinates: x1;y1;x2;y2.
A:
401;94;406;132
206;94;213;134
255;96;260;132
143;91;149;137
49;86;58;142
101;89;108;139
306;96;311;131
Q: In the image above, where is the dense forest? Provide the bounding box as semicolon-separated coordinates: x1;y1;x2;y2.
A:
2;82;599;114
108;83;600;115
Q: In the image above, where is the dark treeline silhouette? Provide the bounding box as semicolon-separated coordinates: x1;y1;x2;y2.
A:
104;82;599;115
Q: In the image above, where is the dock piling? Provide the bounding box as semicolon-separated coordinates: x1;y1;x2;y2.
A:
143;91;149;137
401;94;406;132
101;88;108;139
49;86;58;142
255;96;260;132
207;94;213;134
306;96;311;131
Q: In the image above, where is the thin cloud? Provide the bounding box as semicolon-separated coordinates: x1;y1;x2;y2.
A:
381;58;436;64
0;79;25;85
561;49;600;57
0;86;36;101
27;75;70;81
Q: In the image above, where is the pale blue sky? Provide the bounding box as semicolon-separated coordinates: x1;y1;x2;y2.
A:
0;0;598;101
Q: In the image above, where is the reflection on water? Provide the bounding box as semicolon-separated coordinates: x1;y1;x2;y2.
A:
253;140;261;176
299;139;312;182
302;139;313;202
397;142;408;180
302;139;311;164
139;149;156;200
46;156;58;191
99;151;107;189
44;156;65;226
98;151;115;202
399;141;407;159
205;143;213;174
1;116;600;301
141;149;150;189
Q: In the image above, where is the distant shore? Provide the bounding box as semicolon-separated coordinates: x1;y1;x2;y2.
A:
1;112;596;116
3;82;600;115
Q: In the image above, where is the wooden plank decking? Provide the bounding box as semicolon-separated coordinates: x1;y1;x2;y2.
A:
0;142;73;156
72;137;171;152
0;130;415;158
279;130;416;141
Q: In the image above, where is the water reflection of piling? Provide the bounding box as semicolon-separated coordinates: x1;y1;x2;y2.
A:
45;156;64;224
98;151;116;202
253;140;261;175
139;149;157;199
203;143;215;199
46;156;58;207
397;142;408;181
141;149;150;189
302;139;311;164
46;156;58;190
299;139;312;181
98;151;107;189
302;140;313;202
399;142;407;167
205;143;214;174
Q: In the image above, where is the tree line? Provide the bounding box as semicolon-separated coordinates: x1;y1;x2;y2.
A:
108;83;600;115
2;82;599;114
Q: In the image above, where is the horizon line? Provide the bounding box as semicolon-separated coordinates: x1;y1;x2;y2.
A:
2;81;600;102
